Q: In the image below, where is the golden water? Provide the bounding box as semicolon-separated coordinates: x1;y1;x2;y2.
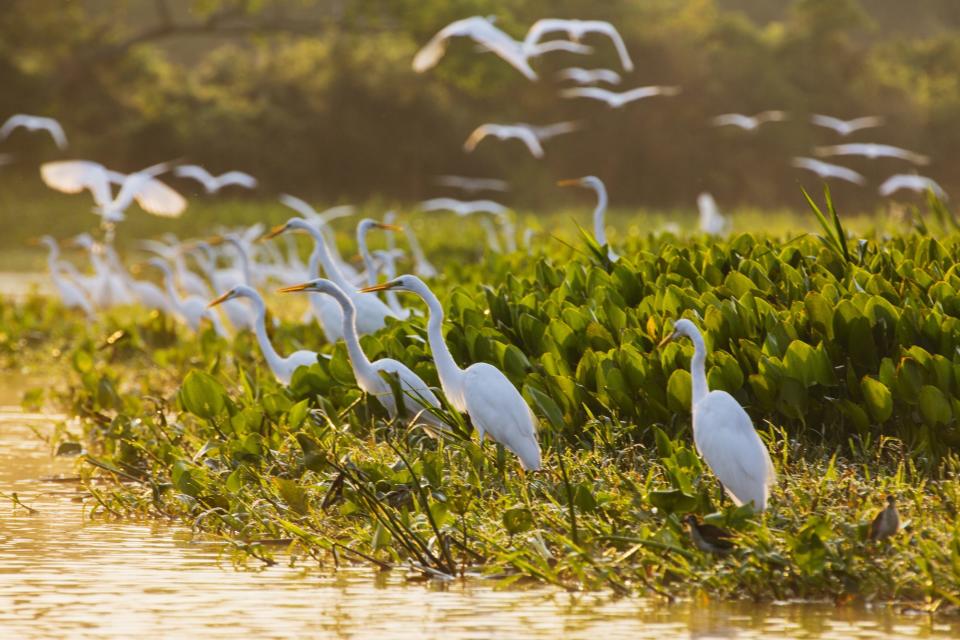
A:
0;387;958;638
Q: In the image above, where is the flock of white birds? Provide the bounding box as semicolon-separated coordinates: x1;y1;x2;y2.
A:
4;12;948;511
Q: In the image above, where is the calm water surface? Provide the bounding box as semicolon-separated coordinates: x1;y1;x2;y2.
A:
0;381;958;638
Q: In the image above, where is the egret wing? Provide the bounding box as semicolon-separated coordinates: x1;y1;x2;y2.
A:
463;363;540;469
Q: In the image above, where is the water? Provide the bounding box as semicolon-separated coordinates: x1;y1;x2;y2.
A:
0;391;957;638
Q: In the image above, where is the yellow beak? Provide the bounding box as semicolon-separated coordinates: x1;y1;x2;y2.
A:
262;224;289;240
207;290;234;308
358;283;392;293
556;178;582;187
277;282;312;293
375;223;403;232
206;235;225;246
657;333;676;349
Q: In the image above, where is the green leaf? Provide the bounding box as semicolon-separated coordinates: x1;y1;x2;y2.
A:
648;488;697;514
275;477;309;515
918;385;952;426
666;369;692;413
179;370;226;420
861;377;893;423
287;399;310;431
503;505;534;535
296;434;326;473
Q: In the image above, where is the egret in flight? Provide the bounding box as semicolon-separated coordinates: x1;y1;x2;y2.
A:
809;114;884;137
281;279;450;432
174;165;258;194
361;275;541;470
557;176;619;262
659;319;775;511
556;67;621;85
711;111;787;132
560;85;680;109
420;198;508;217
791;157;866;185
413;16;539;80
464;122;577;159
434;175;509;194
879;174;947;200
524;19;634;71
209;285;317;385
814;143;929;165
0;114;67;149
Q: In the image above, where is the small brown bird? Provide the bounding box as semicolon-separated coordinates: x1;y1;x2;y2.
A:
684;514;735;555
869;495;900;542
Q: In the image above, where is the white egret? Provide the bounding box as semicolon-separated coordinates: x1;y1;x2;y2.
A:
356;218;410;320
147;258;228;337
281;278;449;432
265;218;395;341
434;175;510;194
420;198;508;217
560;85;680;108
810;114;884;137
37;236;93;317
104;245;169;312
879;174;947;200
814;143;929;165
464;124;545;158
68;233;133;308
209;285;317;385
791;157;866;185
697;193;729;236
556;67;621;85
711;111;787;131
372;249;411;320
478;216;503;253
139;237;213;299
659;319;775;511
278;195;362;285
557;176;619;262
207;236;258;331
361;275;541;470
524;19;634;71
0;114;67;149
413;16;538;80
174;165;257;194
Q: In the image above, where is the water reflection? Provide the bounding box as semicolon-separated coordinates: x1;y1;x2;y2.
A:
0;413;955;639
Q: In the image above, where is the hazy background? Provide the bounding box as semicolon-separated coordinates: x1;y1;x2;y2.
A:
1;0;958;211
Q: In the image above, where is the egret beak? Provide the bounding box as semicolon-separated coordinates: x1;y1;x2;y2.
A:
375;223;403;232
206;235;226;246
25;237;40;246
556;178;582;187
358;283;393;293
657;332;678;349
207;290;235;308
277;282;313;294
262;224;289;240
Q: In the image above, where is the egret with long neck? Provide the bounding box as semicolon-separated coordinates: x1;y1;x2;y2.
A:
148;258;228;337
660;318;775;510
361;275;541;470
558;176;619;262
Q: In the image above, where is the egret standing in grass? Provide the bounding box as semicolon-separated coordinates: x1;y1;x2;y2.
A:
660;319;775;511
557;176;619;262
361;275;541;470
209;285;317;385
280;278;450;432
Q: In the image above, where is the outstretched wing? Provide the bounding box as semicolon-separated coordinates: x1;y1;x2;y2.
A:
40;160;113;208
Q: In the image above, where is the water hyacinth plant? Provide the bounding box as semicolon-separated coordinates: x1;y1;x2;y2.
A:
13;192;960;605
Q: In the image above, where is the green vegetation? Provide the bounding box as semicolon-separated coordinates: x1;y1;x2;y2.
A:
8;194;960;605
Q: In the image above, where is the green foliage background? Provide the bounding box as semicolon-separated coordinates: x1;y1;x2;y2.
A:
1;0;959;209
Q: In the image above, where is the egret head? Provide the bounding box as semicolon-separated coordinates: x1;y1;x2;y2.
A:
358;274;425;295
357;218;402;236
658;318;700;347
278;278;342;298
263;217;312;241
146;257;170;273
208;285;255;309
557;175;602;191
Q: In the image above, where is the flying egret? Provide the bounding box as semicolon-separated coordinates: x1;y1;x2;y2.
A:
147;258;228;337
560;85;680;108
264;218;395;340
557;176;619;262
356;218;409;319
524;19;634;71
434;175;510;194
413;16;538;80
556;67;621;85
420;198;508;217
791;157;866;185
0;114;67;149
209;285;317;385
464;123;578;158
878;174;947;199
869;495;900;542
36;236;93;317
814;143;929;165
280;278;450;432
809;114;884;137
711;111;787;131
697;193;729;236
360;275;541;470
659;319;775;511
174;165;257;194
